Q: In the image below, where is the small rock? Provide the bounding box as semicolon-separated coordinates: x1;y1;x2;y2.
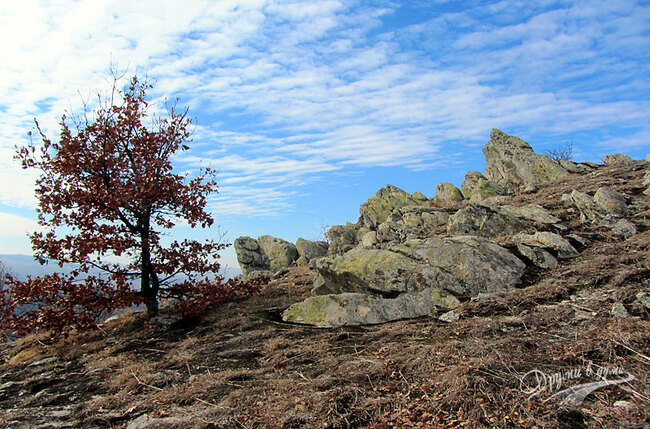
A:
610;219;637;238
614;400;633;409
29;357;57;367
439;310;460;323
514;231;578;259
635;292;650;310
127;414;151;429
433;182;464;205
594;187;628;216
611;302;629;318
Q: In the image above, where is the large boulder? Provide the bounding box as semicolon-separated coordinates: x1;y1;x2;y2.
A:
447;203;532;238
461;171;506;201
257;235;299;273
282;288;461;327
483;129;568;189
359;185;426;229
603;154;634;166
312;236;526;299
234;237;269;277
513;232;578;259
501;204;560;226
594;188;628;216
432;182;464;205
295;238;328;265
327;223;359;254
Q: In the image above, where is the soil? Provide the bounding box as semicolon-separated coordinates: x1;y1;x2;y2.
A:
0;162;649;428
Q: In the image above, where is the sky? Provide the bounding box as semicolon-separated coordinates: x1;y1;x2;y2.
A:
0;0;649;276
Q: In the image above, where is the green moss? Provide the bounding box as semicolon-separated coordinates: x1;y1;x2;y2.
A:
282;295;332;324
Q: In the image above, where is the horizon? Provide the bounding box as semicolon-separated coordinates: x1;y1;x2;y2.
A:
1;0;649;275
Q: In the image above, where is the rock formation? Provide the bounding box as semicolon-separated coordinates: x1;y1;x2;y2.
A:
235;129;646;327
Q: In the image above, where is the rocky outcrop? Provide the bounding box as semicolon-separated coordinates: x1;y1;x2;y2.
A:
295;238;328;265
483;129;568;189
513;232;578;259
234;237;270;277
446;203;532;238
460;171;506;201
282;288;460;328
359;185;427;229
327;223;358;254
257;236;299;274
603;154;634;166
432;182;464;205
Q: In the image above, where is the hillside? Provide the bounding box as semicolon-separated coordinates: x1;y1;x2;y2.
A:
1;141;649;428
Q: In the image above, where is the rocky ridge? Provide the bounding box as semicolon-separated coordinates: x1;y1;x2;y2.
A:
235;129;650;327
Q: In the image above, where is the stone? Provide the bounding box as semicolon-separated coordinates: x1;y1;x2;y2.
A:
603;153;634;166
295;238;328;265
594;187;628;216
257;235;299;274
312;236;526;299
635;292;650;310
645;154;650;162
611;219;637;238
461;171;506;201
327;223;358;254
516;244;558;269
447;203;531;238
391;206;451;238
433;182;464;205
642;171;650;187
502;204;560;225
360;231;377;248
234;237;269;276
439;310;460;323
483;128;568;189
565;190;600;222
359;185;425;229
282;288;460;327
514;232;578;259
611;302;629;318
390;236;526;297
559;160;592;174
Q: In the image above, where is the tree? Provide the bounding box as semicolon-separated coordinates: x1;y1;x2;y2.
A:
0;75;264;336
546;139;573;162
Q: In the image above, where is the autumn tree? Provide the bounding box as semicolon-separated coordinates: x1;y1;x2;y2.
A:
0;76;263;335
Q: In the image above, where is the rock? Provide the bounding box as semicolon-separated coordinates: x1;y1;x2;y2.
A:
611;302;629;318
460;171;506;201
603;153;634;166
374;206;450;244
635;292;650;310
360;231;377;248
483;128;568;189
359;185;425;229
257;236;299;273
127;414;151;429
312;236;525;299
501;204;560;225
282;288;460;327
327;223;358;254
565;190;600;222
447;203;531;238
234;237;269;276
29;357;57;367
433;182;464;205
611;219;637;238
390;236;526;297
439;310;460;323
412;191;428;203
559;160;592;174
295;238;328;265
645;154;650;162
516;244;558;269
594;187;628;216
642;171;650;187
514;231;578;259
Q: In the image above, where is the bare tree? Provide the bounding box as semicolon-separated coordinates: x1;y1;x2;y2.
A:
546;138;573;162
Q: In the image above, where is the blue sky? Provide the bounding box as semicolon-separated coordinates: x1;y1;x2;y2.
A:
1;0;649;275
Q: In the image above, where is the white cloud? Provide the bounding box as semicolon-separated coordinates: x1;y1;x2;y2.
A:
0;212;42;237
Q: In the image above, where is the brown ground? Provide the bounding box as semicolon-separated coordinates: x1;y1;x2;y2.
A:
1;162;649;428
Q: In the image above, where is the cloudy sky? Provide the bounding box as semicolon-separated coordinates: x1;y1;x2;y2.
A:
1;0;649;274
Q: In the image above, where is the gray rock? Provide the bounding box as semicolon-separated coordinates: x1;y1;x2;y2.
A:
514;231;578;259
516;244;558;269
642;171;650;187
295;238;328;265
359;185;426;229
439;310;460;323
447;203;531;238
433;182;464;205
461;171;506;201
611;302;629;318
312;236;525;299
565;190;601;222
502;204;560;225
327;223;358;254
390;236;526;297
257;235;299;274
603;153;634;166
594;187;628;216
611;219;637;238
483;128;568;189
234;236;269;276
282;288;460;327
645;154;650;162
635;292;650;310
360;231;377;248
559;160;592;174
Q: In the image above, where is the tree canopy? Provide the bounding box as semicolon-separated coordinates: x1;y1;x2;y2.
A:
1;76;263;335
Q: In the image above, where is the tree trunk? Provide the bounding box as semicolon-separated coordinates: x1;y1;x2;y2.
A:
140;218;158;318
